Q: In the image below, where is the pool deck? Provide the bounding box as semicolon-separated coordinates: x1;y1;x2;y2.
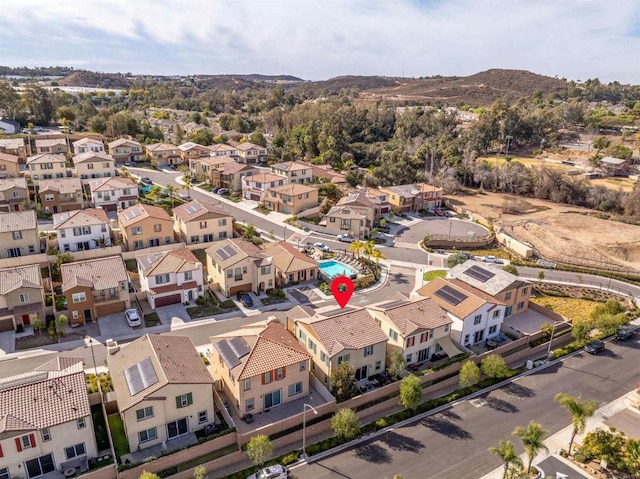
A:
319;259;357;278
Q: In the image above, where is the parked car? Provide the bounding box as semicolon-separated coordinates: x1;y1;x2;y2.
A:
377;225;391;233
237;292;254;308
337;234;355;243
141;177;153;185
211;188;220;194
616;325;636;341
313;242;331;252
246;465;287;479
216;188;230;195
584;339;605;354
178;193;192;201
125;309;141;327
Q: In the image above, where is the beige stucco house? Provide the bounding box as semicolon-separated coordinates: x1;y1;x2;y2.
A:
0;210;41;258
189;156;235;181
108;138;143;164
145;143;181;167
234;142;267;164
72;152;116;185
380;183;443;213
72;137;105;155
242;173;286;201
173;199;233;245
178;142;212;162
26;153;67;185
38;177;84;213
89;176;139;211
262;241;318;286
270;161;313;184
0;177;29;212
265;183;318;215
0;138;27;160
118;203;174;251
35;138;68;155
0;152;20;178
0;264;45;332
211;162;257;193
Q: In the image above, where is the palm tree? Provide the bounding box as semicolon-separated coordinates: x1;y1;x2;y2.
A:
362;239;375;259
588;154;602;171
147;185;162;203
349;240;364;259
554;392;598;455
488;440;522;479
165;184;177;207
370;249;386;264
182;175;193;198
512;421;549;473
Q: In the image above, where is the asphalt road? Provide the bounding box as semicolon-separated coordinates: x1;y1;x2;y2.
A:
290;337;640;479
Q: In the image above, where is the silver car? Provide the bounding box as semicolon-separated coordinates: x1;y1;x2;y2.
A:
125;309;141;327
246;465;287;479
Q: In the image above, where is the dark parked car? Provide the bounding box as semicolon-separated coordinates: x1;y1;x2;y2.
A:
616;325;636;341
141;177;153;185
237;292;254;308
585;339;605;354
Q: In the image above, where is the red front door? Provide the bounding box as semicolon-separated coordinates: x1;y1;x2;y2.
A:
22;314;30;325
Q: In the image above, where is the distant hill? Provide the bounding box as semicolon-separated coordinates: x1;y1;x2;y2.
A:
295;76;401;96
57;71;131;89
191;74;303;90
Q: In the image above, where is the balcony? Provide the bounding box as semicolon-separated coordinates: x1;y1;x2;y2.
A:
93;292;121;304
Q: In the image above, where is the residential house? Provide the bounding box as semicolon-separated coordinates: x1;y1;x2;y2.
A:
0;178;29;212
178;142;212;162
299;160;346;185
137;249;204;308
211;162;257;193
108;138;143;164
361;188;391;214
145;143;181;167
89;176;139;211
287;307;388;385
0;152;20;178
34;138;68;155
233;142;267;164
262;241;318;286
0;210;41;258
72;137;105;155
26;154;67;185
264;183;319;215
107;334;216;452
61;256;130;323
173;199;233;245
0;117;20;134
338;191;380;222
600;157;631;176
205;238;274;296
190;156;235;181
209;143;238;158
242;173;286;201
322;205;372;239
380;183;443;213
0;358;98;475
0;264;45;331
0;138;27;161
38;178;84;213
72;152;115;185
270;161;313;184
447;260;531;317
53;209;111;252
211;319;311;416
416;277;506;348
118;203;174;251
366;297;461;365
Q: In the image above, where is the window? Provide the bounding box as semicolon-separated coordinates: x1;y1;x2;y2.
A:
136;406;154;421
406;353;412;363
134;240;144;249
12;231;22;240
473;315;482;325
406;336;415;348
199;221;207;229
298;329;306;342
226;269;232;279
505;292;512;301
218;218;227;226
489;325;498;335
21;434;33;449
103;162;110;169
389;328;398;341
72;311;78;319
198;410;208;424
300;361;306;371
87;163;94;170
44;193;54;201
517;301;525;310
19;293;29;303
154;224;162;232
264;371;271;384
72;292;86;303
307;339;317;354
375;360;382;371
132;226;142;235
184;271;193;281
444;324;449;332
25;454;55;478
244;378;251;391
288;382;303;397
0;468;8;479
77;417;86;429
521;287;528;296
176;393;193;408
41;428;51;442
337;354;350;365
364;345;374;357
276;368;284;380
217;231;227;239
261;265;271;275
464;334;470;345
492;310;501;318
138;427;158;443
420;332;429;343
64;443;86;460
190;235;200;243
156;273;170;284
320;351;326;362
246;398;254;411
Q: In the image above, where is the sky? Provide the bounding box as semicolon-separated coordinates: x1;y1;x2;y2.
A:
1;0;639;84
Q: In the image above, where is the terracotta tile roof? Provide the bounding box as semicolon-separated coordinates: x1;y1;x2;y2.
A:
61;256;127;292
118;203;172;227
38;177;82;195
416;277;488;319
0;358;90;431
146;142;178;152
90;176;138;192
0;152;19;163
0;138;25;149
209;144;237;153
149;280;197;295
217;162;255;175
137;248;201;276
108;138;142;149
245;173;284;184
367;297;452;337
73;138;103;148
72;151;114;165
262;241;317;274
0;177;27;191
0;264;42;294
53;208;109;230
0;210;37;232
108;334;213;412
337;192;377;209
206;237;270;269
178;142;210;152
26;153;66;165
34;138;67;148
271;161;308;172
268;183;317;196
236;142;264;152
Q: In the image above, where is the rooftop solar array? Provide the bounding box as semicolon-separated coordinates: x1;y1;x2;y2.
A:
435;285;468;306
464;265;495;283
184;203;202;214
123;209;141;220
215;337;250;369
375;299;408;310
124;357;159;396
215;244;238;261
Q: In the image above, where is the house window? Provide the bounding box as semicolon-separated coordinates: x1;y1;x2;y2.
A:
298;330;307;342
132;226;142;235
464;334;470;345
41;428;51;442
242;378;251;391
21;434;33;449
307;339;317;354
264;371;271;384
521;287;528;296
72;292;86;303
154;224;162;232
217;231;227;239
489;325;498;335
389;329;398;341
190;236;200;243
12;231;22;240
493;310;501;318
320;351;326;362
288;382;303;397
136;406;154;421
517;301;525;310
25;454;55;478
72;311;78;319
375;360;382;371
218;219;227;226
176;393;193;408
300;361;306;371
246;398;254;411
44;193;54;201
77;417;86;429
364;345;374;357
87;164;94;170
64;443;86;460
226;269;232;279
0;469;7;479
184;271;193;281
505;292;512;300
337;354;350;365
406;336;415;348
138;427;158;443
19;293;29;303
276;368;284;380
133;240;144;249
198;410;208;424
473;315;482;325
199;221;207;229
261;265;271;275
406;353;412;363
420;332;429;343
445;324;449;332
156;274;170;284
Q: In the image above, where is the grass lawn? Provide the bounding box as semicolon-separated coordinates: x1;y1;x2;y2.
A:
423;270;447;281
91;405;110;451
144;312;161;327
531;295;598;324
187;294;238;319
107;413;130;459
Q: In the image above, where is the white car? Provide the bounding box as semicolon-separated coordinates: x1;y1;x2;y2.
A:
125;309;141;327
313;242;331;252
246;465;287;479
337;234;355;243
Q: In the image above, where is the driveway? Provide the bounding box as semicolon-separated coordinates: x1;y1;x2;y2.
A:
395;218;488;245
97;311;143;339
156;303;191;328
0;330;15;355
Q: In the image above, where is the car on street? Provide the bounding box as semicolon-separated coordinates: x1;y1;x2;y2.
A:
616;325;636;341
584;339;605;354
246;464;287;479
178;193;192;201
337;234;355;243
313;242;331;252
216;188;230;195
125;309;142;327
237;292;254;308
141;177;153;185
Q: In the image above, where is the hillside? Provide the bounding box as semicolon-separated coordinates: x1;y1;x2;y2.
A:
57;71;131;89
294;76;401;97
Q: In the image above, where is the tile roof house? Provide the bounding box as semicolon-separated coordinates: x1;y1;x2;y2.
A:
107;334;216;452
107;138;143;164
0;177;29;212
173;199;233;245
0;210;41;259
38;177;84;213
89;176;139;211
72;137;105;155
0;264;45;332
234;141;267;164
72;152;115;185
189;156;235;182
294;160;346;184
211;161;257;193
322;203;373;239
416;276;506;348
262;241;319;286
264;183;319;215
61;256;130;324
34;138;68;155
137;249;204;308
26;153;67;185
145;143;181;167
53;208;111;252
380;183;443;213
210;319;311;416
0;358;98;474
178;142;212;161
0;138;27;160
287;307;388;386
242;173;287;202
206;238;274;297
118;203;175;251
270;161;313;184
0;151;20;178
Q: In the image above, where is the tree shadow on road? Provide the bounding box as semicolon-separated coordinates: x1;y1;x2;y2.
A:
503;383;536;398
484;397;519;413
420;414;473;440
353;441;392;464
389;273;410;284
379;430;425;454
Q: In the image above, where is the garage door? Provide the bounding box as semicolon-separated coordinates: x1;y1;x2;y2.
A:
229;284;251;296
0;317;14;332
155;294;182;307
96;301;126;317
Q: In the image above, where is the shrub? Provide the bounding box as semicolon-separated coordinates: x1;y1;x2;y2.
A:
330;408;360;440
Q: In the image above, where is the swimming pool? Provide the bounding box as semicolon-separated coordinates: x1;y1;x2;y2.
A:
319;260;356;278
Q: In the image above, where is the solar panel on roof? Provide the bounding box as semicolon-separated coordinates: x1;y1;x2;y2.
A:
215;340;244;369
228;337;251;358
184;203;202;214
215;247;230;260
465;265;495;283
222;245;237;258
435;285;468;306
124;357;158;396
123;209;141;220
376;299;408;310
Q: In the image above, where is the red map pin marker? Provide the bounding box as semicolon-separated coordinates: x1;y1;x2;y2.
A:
330;276;354;309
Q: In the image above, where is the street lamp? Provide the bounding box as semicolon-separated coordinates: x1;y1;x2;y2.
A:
283;225;287;241
302;403;318;459
546;321;559;359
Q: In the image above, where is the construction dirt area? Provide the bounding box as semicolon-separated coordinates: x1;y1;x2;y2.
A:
448;191;640;273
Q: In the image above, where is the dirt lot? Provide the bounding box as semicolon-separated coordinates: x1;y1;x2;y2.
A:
448;191;640;272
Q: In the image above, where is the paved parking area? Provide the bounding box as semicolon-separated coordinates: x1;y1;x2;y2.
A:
537;456;590;479
503;308;558;335
97;311;142;338
395;217;488;244
156;303;191;328
0;330;15;355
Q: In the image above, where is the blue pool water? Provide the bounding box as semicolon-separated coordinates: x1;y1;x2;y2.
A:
319;260;356;278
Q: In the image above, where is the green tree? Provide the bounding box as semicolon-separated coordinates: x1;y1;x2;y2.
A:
243;223;257;242
189;129;214;146
540;322;554;340
330;361;358;402
138;472;161;479
447;252;468;268
330;408;360;440
146;185;162;203
571;320;593;342
32;314;44;336
459;360;481;388
627;438;640;474
555;392;599;455
249;131;267;147
399;374;421;410
591;299;625;320
592;136;610;153
512;421;548;473
51;252;74;282
577;427;627;470
165;184;177;207
246;434;273;467
488;440;523;479
502;264;518;276
56;314;69;336
181;175;193;198
536;270;545;280
349;240;364;258
388;350;406;381
193;465;207;479
481;354;511;379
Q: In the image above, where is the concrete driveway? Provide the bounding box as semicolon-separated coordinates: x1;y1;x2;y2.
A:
97;311;142;339
0;330;15;355
156;303;191;328
395;218;488;245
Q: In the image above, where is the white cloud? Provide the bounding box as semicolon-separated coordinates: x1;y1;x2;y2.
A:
1;0;639;82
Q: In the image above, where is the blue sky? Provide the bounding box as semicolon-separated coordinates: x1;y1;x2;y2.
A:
1;0;639;83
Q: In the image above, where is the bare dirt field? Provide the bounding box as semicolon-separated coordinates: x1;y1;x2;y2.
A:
448;191;640;272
